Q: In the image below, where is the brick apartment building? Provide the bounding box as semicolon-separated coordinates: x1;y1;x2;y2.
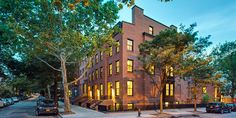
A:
70;5;220;111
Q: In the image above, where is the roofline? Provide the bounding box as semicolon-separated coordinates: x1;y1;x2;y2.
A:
144;15;169;28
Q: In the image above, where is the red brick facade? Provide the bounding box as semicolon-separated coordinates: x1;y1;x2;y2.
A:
72;6;219;111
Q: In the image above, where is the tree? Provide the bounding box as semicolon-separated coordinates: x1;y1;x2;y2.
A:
139;24;213;113
1;0;120;113
212;41;236;101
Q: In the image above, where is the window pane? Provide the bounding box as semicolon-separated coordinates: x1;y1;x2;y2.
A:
127;81;133;96
116;61;120;73
166;84;169;96
116;41;120;53
127;39;133;51
149;26;153;35
100;84;103;96
109;64;112;75
202;87;207;93
127;103;133;110
127;59;133;72
115;81;120;96
170;84;173;96
109;46;112;56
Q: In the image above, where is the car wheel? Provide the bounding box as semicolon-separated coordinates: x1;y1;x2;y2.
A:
206;110;209;113
221;109;224;114
35;110;39;116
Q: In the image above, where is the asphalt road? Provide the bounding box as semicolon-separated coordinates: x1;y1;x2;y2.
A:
0;100;59;118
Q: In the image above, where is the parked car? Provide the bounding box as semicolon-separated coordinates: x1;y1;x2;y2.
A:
6;98;14;105
0;99;4;108
226;103;235;111
206;102;231;114
35;99;58;116
12;97;19;102
0;98;10;106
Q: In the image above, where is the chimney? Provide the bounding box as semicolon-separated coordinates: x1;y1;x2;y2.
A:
132;5;144;24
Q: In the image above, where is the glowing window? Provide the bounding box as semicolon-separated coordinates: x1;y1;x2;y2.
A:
127;39;133;51
127;81;133;96
109;46;112;56
127;59;133;72
116;60;120;73
166;84;169;96
149;26;153;35
109;63;112;75
202;87;207;94
127;103;133;110
170;84;174;96
115;81;120;96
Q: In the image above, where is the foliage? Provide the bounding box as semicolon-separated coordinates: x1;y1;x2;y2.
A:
211;41;236;98
139;23;213;113
202;93;211;104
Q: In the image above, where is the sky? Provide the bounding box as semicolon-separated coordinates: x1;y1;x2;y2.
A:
117;0;236;52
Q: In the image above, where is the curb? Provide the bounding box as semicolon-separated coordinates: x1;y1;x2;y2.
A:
58;113;63;118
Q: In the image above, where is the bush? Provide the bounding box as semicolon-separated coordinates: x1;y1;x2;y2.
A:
202;93;211;104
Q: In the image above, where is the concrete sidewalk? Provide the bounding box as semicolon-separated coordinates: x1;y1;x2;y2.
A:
58;101;106;118
58;102;205;118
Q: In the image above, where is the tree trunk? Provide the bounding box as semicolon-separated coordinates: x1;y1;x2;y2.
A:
61;58;71;113
54;78;58;107
160;91;163;113
47;84;51;99
194;85;197;112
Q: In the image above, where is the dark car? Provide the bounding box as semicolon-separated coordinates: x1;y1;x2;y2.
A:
206;102;231;114
35;99;58;116
226;103;235;111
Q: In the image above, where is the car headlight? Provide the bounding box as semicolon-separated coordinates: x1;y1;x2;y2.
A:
39;107;43;109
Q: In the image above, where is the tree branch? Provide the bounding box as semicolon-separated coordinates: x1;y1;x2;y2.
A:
36;57;61;72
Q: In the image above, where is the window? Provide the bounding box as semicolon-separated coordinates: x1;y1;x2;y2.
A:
100;84;103;96
109;63;112;75
109;46;113;56
95;69;98;79
149;65;155;75
115;81;120;96
170;84;174;96
100;51;103;60
149;26;153;35
202;87;207;94
116;60;120;73
108;82;112;99
100;67;103;78
95;54;98;63
127;103;133;110
166;84;169;96
214;87;218;98
116;40;120;53
127;81;133;96
166;66;174;77
127;59;133;72
115;103;120;111
127;39;133;51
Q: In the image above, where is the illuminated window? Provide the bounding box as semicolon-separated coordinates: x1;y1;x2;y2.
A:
100;51;103;60
170;84;174;96
100;84;103;96
108;82;112;99
149;26;153;35
116;40;120;53
109;46;112;56
214;87;218;98
127;103;133;110
127;59;133;72
116;60;120;73
202;87;207;94
95;54;98;63
149;65;155;75
100;67;103;78
127;81;133;96
109;63;112;75
166;84;169;96
115;103;120;111
127;39;133;51
170;67;174;77
95;69;98;79
115;81;120;96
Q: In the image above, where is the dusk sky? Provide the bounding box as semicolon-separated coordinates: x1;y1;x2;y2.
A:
118;0;236;52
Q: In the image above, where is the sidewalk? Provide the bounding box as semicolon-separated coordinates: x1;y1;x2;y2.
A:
58;102;205;118
58;101;106;118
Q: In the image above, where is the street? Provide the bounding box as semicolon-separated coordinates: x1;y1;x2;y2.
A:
0;100;59;118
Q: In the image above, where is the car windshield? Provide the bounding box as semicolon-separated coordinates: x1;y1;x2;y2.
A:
39;100;54;107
